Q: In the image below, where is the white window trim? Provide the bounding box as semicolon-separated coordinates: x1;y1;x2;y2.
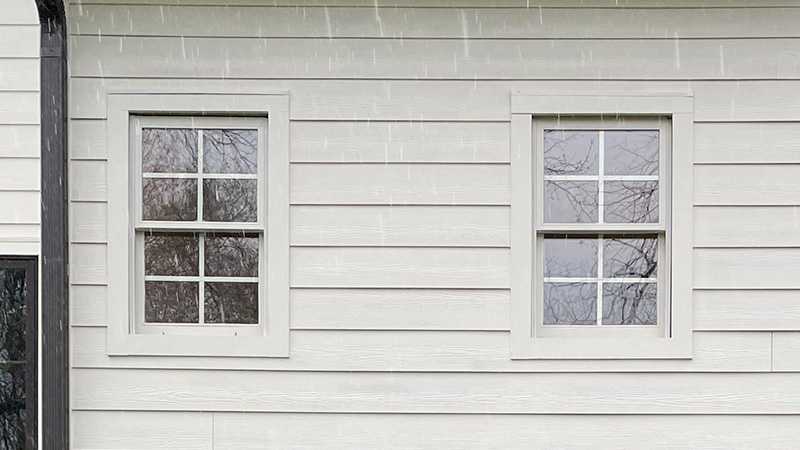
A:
510;93;693;360
106;92;290;357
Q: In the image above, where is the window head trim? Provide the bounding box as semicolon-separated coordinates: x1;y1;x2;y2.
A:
106;92;289;358
510;93;693;360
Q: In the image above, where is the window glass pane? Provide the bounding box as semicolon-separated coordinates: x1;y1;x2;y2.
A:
0;269;26;362
0;364;26;449
144;281;199;323
543;282;597;325
204;282;258;324
142;178;198;221
603;236;658;279
604;130;659;176
203;179;257;222
543;235;597;278
144;233;199;276
205;234;259;277
142;128;198;173
543;130;599;175
602;282;657;325
203;129;258;174
603;181;658;223
544;180;598;223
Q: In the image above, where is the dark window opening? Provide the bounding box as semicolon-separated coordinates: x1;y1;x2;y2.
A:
0;257;37;450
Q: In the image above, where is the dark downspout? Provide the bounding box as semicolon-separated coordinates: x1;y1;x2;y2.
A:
35;0;69;448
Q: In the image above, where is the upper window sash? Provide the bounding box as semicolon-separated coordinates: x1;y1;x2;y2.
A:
533;117;671;233
131;115;267;231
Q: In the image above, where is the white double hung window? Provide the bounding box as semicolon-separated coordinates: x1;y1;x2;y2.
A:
536;118;668;335
510;94;693;360
133;117;265;335
105;92;289;357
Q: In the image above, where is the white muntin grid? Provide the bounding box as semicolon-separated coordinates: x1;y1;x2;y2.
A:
541;129;659;326
139;127;261;326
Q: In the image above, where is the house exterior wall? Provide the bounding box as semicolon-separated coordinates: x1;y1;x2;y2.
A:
66;1;800;448
0;0;39;256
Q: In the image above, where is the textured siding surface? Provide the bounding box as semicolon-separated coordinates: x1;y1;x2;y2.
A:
68;1;800;448
0;0;39;256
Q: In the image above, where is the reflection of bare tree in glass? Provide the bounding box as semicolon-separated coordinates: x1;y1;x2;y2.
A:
142;129;198;173
205;283;258;324
145;233;199;276
544;236;597;277
203;129;258;174
142;179;198;221
145;282;199;323
604;181;658;223
603;283;657;325
544;181;599;223
205;234;259;277
603;237;658;325
0;269;27;449
544;282;597;325
544;131;598;175
604;130;659;176
203;179;257;222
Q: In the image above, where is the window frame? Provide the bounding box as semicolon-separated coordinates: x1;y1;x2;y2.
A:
106;92;289;357
510;93;693;360
132;116;266;336
0;255;37;449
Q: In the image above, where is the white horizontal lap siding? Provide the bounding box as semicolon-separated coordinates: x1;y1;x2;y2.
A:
68;36;800;80
68;78;800;122
0;2;39;255
66;3;800;448
72;412;800;450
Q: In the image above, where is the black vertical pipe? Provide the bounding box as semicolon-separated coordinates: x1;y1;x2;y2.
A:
35;1;69;449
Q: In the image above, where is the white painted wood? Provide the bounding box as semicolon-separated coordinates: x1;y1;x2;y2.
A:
212;413;800;450
73;411;212;449
291;205;509;247
70;78;800;122
291;288;509;330
4;0;39;24
68;5;800;39
291;121;509;163
69;35;800;80
71;285;108;327
70;160;107;202
70;327;772;372
0;158;40;190
0;59;39;91
696;165;800;206
695;123;800;163
292;247;509;288
71;244;107;285
72;368;800;412
773;333;800;372
695;290;800;331
66;0;800;6
70;120;106;160
0;224;38;243
291;163;509;205
0;192;39;223
0;125;39;157
695;248;800;289
0;92;38;124
0;26;38;57
695;206;800;247
70;202;107;243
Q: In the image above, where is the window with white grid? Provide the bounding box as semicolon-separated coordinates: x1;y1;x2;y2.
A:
132;116;266;336
534;117;670;336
